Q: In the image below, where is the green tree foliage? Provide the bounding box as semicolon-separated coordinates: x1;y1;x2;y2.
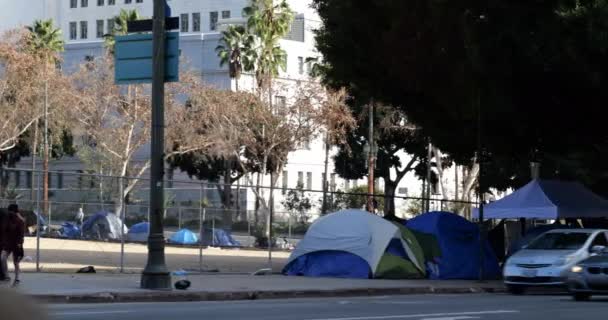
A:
312;0;608;194
333;103;428;218
216;25;255;91
281;182;313;224
104;9;141;54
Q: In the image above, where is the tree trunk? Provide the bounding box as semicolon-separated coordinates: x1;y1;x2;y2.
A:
321;133;330;215
222;158;233;230
383;180;397;219
254;172;261;227
433;147;447;199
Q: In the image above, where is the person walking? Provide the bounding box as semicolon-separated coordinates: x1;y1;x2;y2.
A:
0;204;25;287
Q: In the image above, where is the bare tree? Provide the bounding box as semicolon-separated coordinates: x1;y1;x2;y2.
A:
70;56;210;214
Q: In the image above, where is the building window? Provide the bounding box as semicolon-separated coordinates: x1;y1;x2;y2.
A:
282;171;288;193
58;172;64;189
80;21;88;39
96;20;104;38
48;172;52;190
108;0;115;4
192;13;201;32
210;11;218;31
97;0;104;6
298;56;304;75
180;13;189;32
69;22;77;40
107;19;115;34
70;0;78;8
306;172;312;190
222;10;231;19
306;58;313;75
297;171;303;187
136;0;143;2
125;0;132;4
81;0;88;7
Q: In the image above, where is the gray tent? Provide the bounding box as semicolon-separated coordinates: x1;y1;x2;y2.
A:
82;212;128;240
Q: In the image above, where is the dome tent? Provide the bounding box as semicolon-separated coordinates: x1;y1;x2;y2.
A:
406;211;500;280
283;209;425;279
82;211;128;240
127;222;149;242
169;228;199;245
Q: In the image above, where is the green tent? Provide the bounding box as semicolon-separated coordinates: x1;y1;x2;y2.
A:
375;223;427;279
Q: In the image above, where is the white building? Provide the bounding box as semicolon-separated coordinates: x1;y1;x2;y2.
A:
0;0;463;220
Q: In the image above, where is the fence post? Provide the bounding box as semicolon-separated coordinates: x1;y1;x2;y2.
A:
178;206;182;229
199;183;204;273
119;176;126;273
35;170;41;272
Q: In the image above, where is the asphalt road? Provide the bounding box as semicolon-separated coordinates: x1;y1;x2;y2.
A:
46;293;608;320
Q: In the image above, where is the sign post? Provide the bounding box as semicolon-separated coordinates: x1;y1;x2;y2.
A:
140;0;172;290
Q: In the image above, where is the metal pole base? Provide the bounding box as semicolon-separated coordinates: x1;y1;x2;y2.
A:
141;234;172;290
141;272;172;290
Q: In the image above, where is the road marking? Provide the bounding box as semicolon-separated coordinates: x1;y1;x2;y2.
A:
308;310;518;320
420;317;479;320
372;301;431;305
52;310;132;316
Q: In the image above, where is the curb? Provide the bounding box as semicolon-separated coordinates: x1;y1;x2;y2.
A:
31;286;506;304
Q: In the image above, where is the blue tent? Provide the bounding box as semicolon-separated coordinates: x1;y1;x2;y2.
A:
201;228;241;247
406;211;500;280
169;229;198;245
60;222;81;239
473;179;608;219
127;222;149;242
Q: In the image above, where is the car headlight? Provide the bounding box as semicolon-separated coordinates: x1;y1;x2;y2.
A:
571;265;584;273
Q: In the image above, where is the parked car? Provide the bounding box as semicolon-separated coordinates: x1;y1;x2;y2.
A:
503;229;608;294
567;246;608;301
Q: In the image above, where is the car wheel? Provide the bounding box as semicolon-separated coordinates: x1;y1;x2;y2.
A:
507;285;526;295
573;293;591;301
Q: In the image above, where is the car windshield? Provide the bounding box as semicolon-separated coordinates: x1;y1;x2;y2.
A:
526;232;590;250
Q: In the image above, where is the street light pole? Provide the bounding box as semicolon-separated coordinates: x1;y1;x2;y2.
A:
141;0;171;290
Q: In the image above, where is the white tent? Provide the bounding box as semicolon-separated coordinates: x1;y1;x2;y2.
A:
287;209;423;274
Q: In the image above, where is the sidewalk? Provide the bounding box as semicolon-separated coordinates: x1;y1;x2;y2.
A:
6;273;506;304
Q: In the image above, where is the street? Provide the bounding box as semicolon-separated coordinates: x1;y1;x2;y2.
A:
47;293;608;320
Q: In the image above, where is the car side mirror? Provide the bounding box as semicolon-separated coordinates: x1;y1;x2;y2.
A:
591;245;606;255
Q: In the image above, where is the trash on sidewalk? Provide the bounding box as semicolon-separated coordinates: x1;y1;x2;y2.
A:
77;266;96;273
174;280;191;290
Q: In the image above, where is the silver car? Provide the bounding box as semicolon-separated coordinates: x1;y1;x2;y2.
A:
567;246;608;301
503;229;608;294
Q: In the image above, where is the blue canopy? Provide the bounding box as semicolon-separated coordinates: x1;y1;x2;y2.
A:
169;229;199;245
406;211;500;280
473;179;608;219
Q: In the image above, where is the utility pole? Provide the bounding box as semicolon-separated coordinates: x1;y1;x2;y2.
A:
366;102;375;213
141;0;171;290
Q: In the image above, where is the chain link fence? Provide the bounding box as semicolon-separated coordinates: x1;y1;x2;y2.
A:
0;167;478;273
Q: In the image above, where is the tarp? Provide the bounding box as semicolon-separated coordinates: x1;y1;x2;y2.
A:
169;229;199;245
473;179;608;219
127;222;149;242
60;222;81;239
406;211;500;280
284;209;425;279
201;228;241;247
82;211;128;240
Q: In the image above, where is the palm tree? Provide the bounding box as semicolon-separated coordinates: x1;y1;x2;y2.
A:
104;9;141;54
215;25;254;92
26;19;64;217
243;0;294;105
